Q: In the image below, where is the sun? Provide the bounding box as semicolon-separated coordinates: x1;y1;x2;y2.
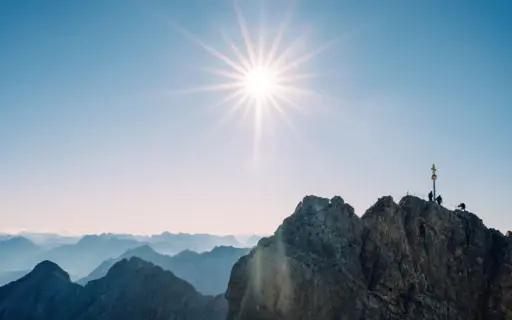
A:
244;67;277;99
170;0;336;150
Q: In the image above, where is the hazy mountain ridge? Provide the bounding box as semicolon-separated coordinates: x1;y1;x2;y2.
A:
0;258;227;320
0;232;247;281
17;232;80;249
41;235;143;277
79;244;251;295
0;237;42;272
244;234;264;247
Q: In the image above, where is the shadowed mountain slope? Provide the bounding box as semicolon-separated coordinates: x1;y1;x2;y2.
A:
0;258;227;320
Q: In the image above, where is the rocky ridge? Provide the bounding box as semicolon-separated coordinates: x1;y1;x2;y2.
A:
226;195;512;320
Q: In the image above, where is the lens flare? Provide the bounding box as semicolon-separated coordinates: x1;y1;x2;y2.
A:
170;0;337;154
244;67;277;98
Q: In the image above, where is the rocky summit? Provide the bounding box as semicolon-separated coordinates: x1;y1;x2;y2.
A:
226;195;512;320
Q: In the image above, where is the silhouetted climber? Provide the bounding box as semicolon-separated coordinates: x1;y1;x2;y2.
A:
428;191;433;202
435;195;443;205
458;203;466;211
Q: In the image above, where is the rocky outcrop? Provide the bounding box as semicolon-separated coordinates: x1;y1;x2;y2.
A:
226;195;512;320
0;258;227;320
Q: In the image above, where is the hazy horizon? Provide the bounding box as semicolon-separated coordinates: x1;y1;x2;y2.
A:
0;228;268;238
1;0;511;235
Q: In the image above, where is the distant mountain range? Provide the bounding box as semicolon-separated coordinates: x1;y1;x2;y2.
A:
0;258;227;320
0;232;252;280
145;232;244;256
244;234;264;246
15;232;80;249
0;237;41;271
78;245;251;295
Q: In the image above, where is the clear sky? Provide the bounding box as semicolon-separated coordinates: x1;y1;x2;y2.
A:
1;0;511;235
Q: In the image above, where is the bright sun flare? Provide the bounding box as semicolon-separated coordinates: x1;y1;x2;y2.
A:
244;67;277;98
171;0;336;150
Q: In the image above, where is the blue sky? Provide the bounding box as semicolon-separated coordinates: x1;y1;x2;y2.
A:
1;0;511;235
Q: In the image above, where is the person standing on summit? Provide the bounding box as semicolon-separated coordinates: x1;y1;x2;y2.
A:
436;195;443;205
428;191;433;202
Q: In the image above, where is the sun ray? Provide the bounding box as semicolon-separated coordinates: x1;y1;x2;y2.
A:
274;38;338;76
219;29;252;72
201;67;246;81
268;96;302;139
240;101;253;122
174;22;247;75
168;1;339;152
274;84;320;100
215;92;250;127
207;89;245;111
269;26;312;70
277;72;319;84
253;100;264;148
273;92;306;114
234;0;257;68
257;26;265;67
264;5;295;68
168;82;243;94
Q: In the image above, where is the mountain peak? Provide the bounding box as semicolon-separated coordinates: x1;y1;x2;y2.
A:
106;256;154;276
174;249;199;258
76;234;100;245
0;236;37;248
226;194;512;320
120;244;160;260
207;246;248;258
123;244;155;255
31;260;70;281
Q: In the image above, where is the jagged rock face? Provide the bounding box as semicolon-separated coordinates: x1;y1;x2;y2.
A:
226;195;512;320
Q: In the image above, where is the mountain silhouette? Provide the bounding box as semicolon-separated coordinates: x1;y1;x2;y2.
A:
79;244;250;295
0;258;227;320
0;260;90;319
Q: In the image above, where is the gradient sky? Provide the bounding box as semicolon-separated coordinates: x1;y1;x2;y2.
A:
1;0;511;235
